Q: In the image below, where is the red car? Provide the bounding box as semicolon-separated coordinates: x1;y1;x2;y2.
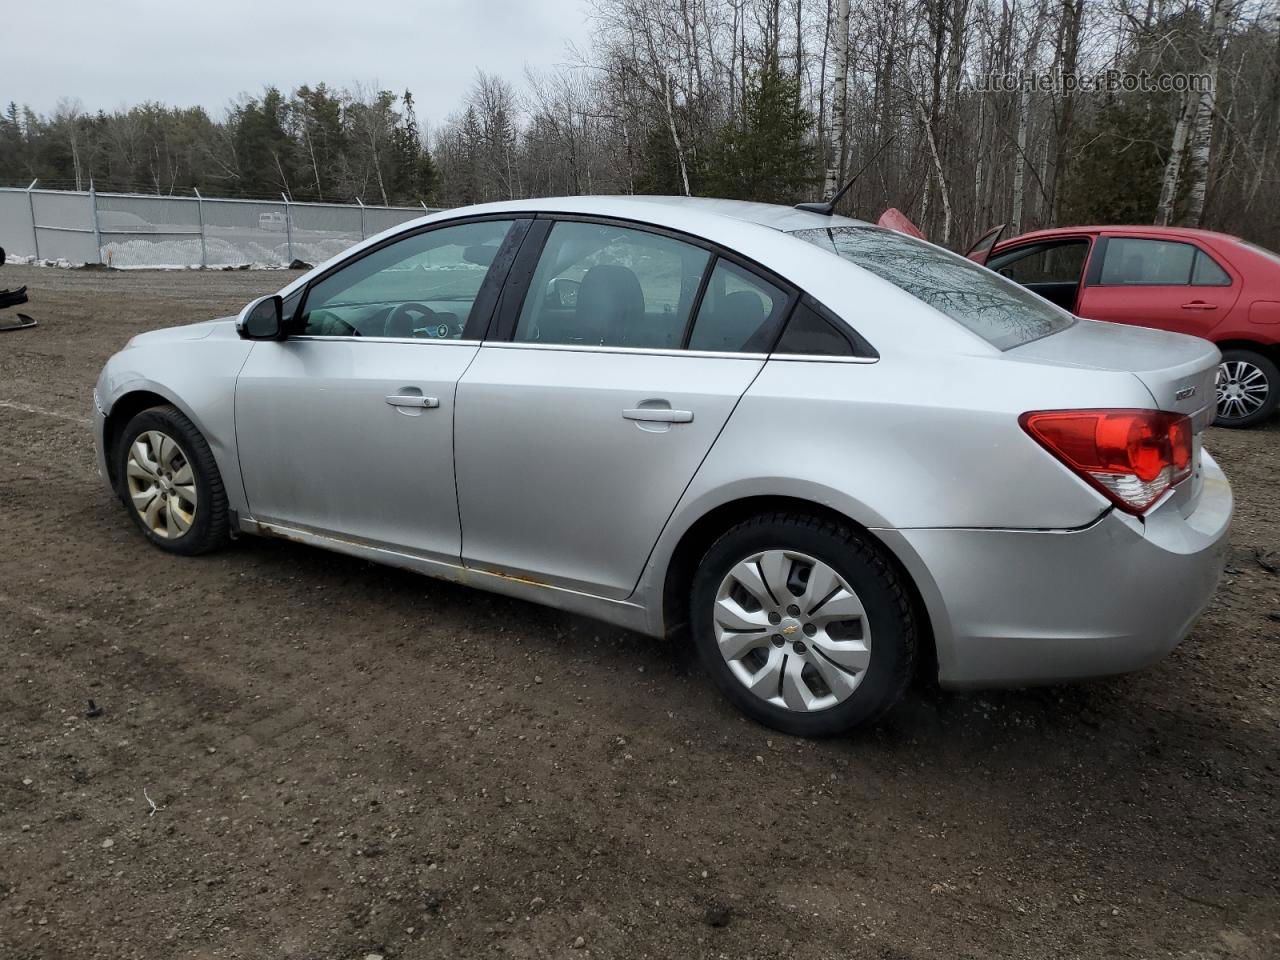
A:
881;213;1280;427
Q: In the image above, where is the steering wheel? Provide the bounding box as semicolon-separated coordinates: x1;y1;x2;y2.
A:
384;301;438;338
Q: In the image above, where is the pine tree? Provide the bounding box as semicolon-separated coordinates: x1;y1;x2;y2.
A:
1060;94;1170;225
389;91;437;203
704;64;817;203
232;87;296;197
292;84;346;201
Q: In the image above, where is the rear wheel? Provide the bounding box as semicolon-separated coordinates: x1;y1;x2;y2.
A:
1215;349;1279;428
690;513;917;737
115;405;230;555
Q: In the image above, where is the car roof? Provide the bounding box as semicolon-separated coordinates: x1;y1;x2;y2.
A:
445;194;872;233
278;195;875;300
1000;224;1242;246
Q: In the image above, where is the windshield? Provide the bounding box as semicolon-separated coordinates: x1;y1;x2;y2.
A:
790;225;1075;350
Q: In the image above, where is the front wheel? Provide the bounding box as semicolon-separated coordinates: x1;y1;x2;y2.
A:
1215;349;1279;428
690;513;917;737
114;405;230;555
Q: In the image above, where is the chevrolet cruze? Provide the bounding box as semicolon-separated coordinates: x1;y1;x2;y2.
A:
93;197;1233;736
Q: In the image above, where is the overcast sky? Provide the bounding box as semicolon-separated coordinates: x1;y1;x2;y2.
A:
8;0;593;130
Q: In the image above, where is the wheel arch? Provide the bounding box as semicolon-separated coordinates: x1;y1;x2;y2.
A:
1212;338;1279;361
102;383;232;502
103;388;177;489
656;493;944;685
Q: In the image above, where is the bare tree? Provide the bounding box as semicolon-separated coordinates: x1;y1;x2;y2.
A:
1184;0;1237;223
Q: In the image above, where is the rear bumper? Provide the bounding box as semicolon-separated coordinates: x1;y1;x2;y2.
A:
885;451;1232;689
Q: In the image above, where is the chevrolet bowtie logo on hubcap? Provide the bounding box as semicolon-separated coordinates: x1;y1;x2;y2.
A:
781;623;800;636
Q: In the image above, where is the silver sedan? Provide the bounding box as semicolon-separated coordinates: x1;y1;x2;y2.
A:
92;197;1233;736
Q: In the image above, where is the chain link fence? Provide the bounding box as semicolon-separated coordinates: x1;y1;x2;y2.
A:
0;184;441;268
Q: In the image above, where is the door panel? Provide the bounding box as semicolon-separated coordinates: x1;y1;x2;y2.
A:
1076;235;1240;337
454;345;762;598
235;339;477;559
234;216;525;558
964;223;1006;264
1077;284;1237;337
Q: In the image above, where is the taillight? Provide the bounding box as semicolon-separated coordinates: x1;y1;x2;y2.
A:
1020;409;1194;514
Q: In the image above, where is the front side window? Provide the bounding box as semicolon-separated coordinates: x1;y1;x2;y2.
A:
686;259;789;352
299;219;516;339
1098;237;1230;287
990;240;1089;285
514;221;710;349
791;226;1074;350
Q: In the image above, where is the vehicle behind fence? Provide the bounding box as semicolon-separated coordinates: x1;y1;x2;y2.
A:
0;185;440;269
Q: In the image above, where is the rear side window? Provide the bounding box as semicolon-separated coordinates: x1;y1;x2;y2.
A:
686;259;788;352
1100;238;1195;285
514;221;710;349
791;226;1073;350
774;299;877;358
1191;250;1231;285
1098;237;1231;287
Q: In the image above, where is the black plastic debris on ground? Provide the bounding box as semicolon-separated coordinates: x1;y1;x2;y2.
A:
0;246;37;332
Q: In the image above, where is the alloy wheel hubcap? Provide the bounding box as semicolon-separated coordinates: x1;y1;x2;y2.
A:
712;549;871;713
126;430;197;538
1216;360;1269;421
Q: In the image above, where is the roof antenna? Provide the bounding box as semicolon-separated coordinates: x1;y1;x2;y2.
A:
796;134;897;216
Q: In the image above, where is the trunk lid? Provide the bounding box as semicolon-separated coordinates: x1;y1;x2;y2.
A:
1012;318;1219;427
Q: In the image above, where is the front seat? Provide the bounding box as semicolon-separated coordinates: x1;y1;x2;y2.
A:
576;264;643;345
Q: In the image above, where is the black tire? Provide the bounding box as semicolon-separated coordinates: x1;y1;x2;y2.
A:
1214;348;1280;428
690;512;917;737
114;404;230;555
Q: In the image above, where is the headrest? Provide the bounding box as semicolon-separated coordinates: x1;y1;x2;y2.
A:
576;265;644;344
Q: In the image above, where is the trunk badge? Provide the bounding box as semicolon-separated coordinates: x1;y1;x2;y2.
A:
1175;386;1196;401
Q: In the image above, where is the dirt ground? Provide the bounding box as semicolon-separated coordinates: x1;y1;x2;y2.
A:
1;264;1277;960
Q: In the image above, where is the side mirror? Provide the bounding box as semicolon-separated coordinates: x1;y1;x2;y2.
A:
237;294;284;340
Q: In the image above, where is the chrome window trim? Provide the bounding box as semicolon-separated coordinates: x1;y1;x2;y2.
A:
481;341;767;361
478;341;879;363
768;353;879;364
287;336;482;346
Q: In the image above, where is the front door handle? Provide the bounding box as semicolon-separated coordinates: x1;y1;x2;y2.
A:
623;408;693;423
1181;301;1218;310
385;394;440;408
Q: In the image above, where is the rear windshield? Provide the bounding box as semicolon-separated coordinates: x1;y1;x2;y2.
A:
790;226;1075;350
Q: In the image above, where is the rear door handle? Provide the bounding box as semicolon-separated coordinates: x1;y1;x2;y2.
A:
623;408;693;423
385;394;439;408
1181;301;1218;310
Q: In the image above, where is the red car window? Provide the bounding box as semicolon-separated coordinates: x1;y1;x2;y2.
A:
1097;237;1232;287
